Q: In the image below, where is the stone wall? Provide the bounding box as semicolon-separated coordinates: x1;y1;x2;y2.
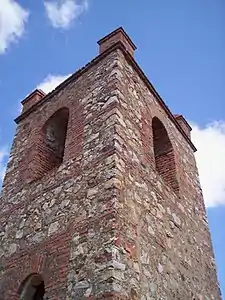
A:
110;48;221;299
0;50;123;299
0;38;221;299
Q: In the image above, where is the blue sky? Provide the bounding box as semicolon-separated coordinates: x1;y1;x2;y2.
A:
0;0;224;297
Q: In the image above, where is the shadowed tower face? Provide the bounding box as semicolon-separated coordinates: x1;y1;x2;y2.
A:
0;27;221;299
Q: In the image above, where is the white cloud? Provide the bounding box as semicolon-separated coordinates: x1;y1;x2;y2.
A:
44;0;88;29
191;121;225;208
37;74;71;93
0;0;29;54
0;147;8;182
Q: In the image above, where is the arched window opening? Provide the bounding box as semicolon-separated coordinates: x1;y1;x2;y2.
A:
41;107;69;174
152;117;179;193
18;273;45;300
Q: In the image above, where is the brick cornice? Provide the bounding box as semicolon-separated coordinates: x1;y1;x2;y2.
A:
15;41;196;152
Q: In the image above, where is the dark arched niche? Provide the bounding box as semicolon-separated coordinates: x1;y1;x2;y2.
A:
43;107;69;167
28;106;71;180
18;273;45;300
152;117;179;193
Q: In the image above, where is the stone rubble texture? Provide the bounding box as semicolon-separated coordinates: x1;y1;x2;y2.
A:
0;27;222;299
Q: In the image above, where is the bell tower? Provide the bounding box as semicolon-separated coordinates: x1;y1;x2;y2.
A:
0;27;221;299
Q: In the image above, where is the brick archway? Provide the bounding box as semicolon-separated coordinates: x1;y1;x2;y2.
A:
18;273;45;300
152;116;179;193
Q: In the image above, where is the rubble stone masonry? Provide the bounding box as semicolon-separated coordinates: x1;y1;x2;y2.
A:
0;28;221;299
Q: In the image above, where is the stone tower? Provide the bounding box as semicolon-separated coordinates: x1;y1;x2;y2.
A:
0;28;221;300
